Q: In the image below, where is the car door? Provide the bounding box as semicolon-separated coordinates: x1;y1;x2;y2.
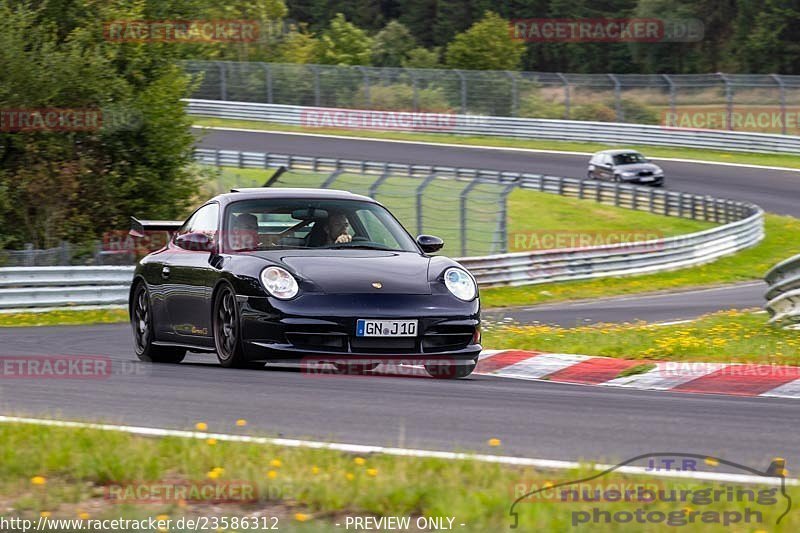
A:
164;203;220;345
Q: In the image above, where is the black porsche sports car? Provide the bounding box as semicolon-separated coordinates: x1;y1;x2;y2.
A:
129;188;481;378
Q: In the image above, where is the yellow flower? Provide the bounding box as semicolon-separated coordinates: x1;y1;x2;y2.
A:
267;470;278;479
78;512;90;520
207;470;221;480
31;476;47;486
366;468;378;477
156;514;170;521
294;513;310;522
311;466;320;475
270;459;282;468
195;422;208;431
488;438;501;447
345;472;355;481
212;467;224;474
40;512;51;518
353;457;366;466
236;419;247;427
206;438;217;446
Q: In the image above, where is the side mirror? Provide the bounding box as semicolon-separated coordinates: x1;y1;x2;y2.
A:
417;234;444;253
174;232;213;252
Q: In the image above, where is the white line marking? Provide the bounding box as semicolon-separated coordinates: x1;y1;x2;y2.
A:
193;125;800;173
604;362;729;390
490;353;590;380
760;378;800;399
0;415;793;486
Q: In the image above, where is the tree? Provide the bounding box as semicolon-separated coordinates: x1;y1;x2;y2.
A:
275;25;320;63
445;11;524;71
316;13;373;65
0;1;198;249
372;20;417;67
402;47;442;69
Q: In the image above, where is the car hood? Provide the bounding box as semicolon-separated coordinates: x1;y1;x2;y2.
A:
617;163;662;173
250;249;433;295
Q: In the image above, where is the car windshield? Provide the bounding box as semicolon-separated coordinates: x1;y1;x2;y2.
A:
223;198;419;253
612;152;647;165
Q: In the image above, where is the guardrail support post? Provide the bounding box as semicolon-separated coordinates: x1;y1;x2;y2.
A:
368;167;391;198
662;74;676;119
219;63;227;101
608;74;622;121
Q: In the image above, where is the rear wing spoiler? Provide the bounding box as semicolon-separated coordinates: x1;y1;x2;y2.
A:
129;217;183;238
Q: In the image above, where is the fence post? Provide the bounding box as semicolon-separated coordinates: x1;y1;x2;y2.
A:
416;173;438;235
407;68;419;112
506;71;518;117
719;72;733;131
455;70;467;114
662;74;676;119
368;167;391;198
608;73;622;121
497;180;518;253
264;64;273;104
358;66;371;108
460;179;480;256
219;62;227;101
556;73;570;119
771;74;787;135
313;65;321;106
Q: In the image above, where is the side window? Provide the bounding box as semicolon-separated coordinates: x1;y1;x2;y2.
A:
355;209;400;248
603;154;612;166
177;203;219;241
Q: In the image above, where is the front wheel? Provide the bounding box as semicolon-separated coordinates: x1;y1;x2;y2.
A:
213;285;249;368
131;283;185;363
425;360;477;379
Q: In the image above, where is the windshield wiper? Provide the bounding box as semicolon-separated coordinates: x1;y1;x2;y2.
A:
327;244;396;251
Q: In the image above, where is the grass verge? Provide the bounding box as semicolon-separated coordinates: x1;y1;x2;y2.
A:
0;308;128;328
483;309;800;365
1;422;795;531
193;117;800;170
482;213;799;309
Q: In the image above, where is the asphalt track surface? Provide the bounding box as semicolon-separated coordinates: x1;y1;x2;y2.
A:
193;127;800;216
3;323;800;469
485;282;766;327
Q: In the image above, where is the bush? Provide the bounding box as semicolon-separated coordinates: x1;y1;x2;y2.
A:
571;103;618;122
366;84;452;112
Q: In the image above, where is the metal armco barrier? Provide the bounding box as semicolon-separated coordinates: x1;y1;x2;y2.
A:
765;255;800;326
2;151;764;307
0;267;133;310
187;99;800;154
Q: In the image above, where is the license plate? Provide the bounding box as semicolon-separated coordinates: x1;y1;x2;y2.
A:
640;177;654;182
356;319;418;337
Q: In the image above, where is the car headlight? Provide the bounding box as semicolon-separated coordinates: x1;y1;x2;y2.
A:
260;266;299;299
654;169;664;176
621;171;637;177
443;268;477;301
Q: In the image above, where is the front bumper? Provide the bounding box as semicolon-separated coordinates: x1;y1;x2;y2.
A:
622;175;664;186
238;293;481;362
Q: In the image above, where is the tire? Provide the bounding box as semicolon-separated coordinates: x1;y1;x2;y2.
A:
613;174;622;183
213;284;249;368
424;360;477;379
332;362;380;374
131;283;185;363
587;171;597;180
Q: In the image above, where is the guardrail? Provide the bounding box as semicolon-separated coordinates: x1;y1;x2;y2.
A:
2;151;764;307
0;267;133;310
187;99;800;154
765;255;800;327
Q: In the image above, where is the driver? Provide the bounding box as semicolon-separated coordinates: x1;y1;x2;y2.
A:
325;212;352;245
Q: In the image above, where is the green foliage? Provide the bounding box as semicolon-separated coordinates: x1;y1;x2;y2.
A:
0;1;198;249
316;13;373;65
366;84;451;112
402;47;442;69
571;103;618;122
445;11;524;71
372;21;417;67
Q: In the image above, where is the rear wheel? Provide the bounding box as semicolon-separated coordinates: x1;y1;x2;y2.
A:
213;285;249;368
587;170;597;180
131;283;185;363
424;360;477;379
